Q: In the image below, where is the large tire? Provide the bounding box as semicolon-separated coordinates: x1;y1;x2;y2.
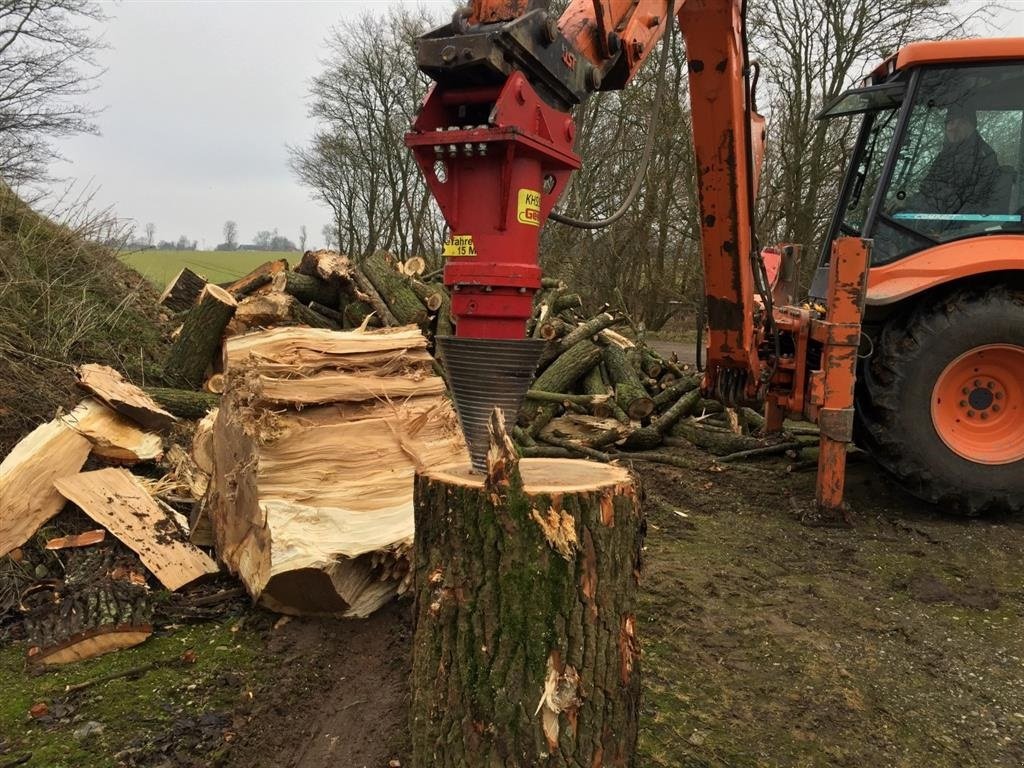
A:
855;285;1024;514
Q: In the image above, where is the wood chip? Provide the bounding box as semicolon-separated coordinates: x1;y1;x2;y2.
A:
45;530;106;550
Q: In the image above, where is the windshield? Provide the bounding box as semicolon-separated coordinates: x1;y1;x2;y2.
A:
870;63;1024;264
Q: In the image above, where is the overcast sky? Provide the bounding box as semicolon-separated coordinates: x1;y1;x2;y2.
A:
51;0;1024;250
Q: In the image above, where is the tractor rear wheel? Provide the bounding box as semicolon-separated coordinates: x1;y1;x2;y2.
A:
855;285;1024;514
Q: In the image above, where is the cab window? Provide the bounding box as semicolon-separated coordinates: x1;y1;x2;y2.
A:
871;63;1024;264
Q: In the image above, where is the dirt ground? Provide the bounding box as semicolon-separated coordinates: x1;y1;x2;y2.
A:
212;445;1024;768
5;444;1023;767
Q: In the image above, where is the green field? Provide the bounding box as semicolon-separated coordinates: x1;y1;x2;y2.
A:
119;249;297;287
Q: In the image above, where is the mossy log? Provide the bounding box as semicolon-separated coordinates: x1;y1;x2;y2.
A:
158;267;206;312
164;284;237;390
410;280;453;336
603;345;654;420
143;387;219;419
410;425;642;767
551;292;582;314
361;251;429;325
279;270;339;308
524;340;603;432
651;375;701;410
581;365;613;419
621;388;701;451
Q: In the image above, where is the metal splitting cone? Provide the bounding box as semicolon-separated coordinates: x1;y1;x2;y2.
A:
437;336;546;472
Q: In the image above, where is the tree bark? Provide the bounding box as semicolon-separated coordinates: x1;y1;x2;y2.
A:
411;455;643;767
158;267;206;312
164;284;237;390
361;250;428;325
279;270;339;308
603;345;654;420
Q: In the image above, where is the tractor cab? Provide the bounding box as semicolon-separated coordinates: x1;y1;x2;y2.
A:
811;40;1024;300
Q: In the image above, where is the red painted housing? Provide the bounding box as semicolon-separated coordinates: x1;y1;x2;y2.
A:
405;73;580;339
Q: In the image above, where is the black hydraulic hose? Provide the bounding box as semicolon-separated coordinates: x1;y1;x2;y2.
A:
548;0;675;230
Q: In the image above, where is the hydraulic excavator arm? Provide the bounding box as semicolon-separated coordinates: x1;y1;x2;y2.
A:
406;0;870;515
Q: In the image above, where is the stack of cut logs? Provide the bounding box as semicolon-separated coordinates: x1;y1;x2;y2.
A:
154;249;820;472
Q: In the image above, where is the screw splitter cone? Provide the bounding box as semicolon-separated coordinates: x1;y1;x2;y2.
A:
437;336;546;472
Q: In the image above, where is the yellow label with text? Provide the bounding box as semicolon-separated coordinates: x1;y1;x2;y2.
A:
443;234;477;257
517;188;541;227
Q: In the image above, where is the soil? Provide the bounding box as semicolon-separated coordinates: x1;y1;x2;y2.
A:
224;602;412;768
219;443;1024;768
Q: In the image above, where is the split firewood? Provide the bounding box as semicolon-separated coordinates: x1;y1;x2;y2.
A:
163;284;238;390
60;398;163;464
77;364;176;431
207;325;467;617
0;419;91;557
158;267;207;312
54;468;218;591
45;530;106;550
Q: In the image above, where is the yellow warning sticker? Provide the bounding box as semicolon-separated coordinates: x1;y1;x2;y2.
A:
442;234;477;257
517;188;541;227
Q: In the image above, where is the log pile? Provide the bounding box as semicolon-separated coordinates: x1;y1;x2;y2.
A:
514;284;818;464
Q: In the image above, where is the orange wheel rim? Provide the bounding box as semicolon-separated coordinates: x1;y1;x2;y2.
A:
931;344;1024;465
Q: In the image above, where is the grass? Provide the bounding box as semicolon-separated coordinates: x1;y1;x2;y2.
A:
0;185;170;454
0;616;263;768
120;250;297;287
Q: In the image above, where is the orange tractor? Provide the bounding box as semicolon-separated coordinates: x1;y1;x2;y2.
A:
405;0;1024;515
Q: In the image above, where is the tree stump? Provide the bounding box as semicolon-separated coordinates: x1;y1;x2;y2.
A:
411;412;643;767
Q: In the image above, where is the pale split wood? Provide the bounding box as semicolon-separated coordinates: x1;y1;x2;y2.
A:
61;398;163;464
32;628;153;666
0;419;91;556
251;371;445;406
223;324;430;373
54;468;219;591
207;396;466;617
76;363;177;431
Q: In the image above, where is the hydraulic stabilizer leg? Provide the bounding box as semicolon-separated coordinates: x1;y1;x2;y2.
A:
812;237;871;515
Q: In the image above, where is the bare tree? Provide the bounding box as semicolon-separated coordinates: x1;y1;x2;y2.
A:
298;224;307;251
222;220;238;250
144;222;156;247
290;7;444;262
0;1;106;186
321;223;336;250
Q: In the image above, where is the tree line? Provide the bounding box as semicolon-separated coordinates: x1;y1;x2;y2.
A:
292;1;979;328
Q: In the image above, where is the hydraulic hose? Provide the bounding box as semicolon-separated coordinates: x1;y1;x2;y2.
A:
548;0;676;230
